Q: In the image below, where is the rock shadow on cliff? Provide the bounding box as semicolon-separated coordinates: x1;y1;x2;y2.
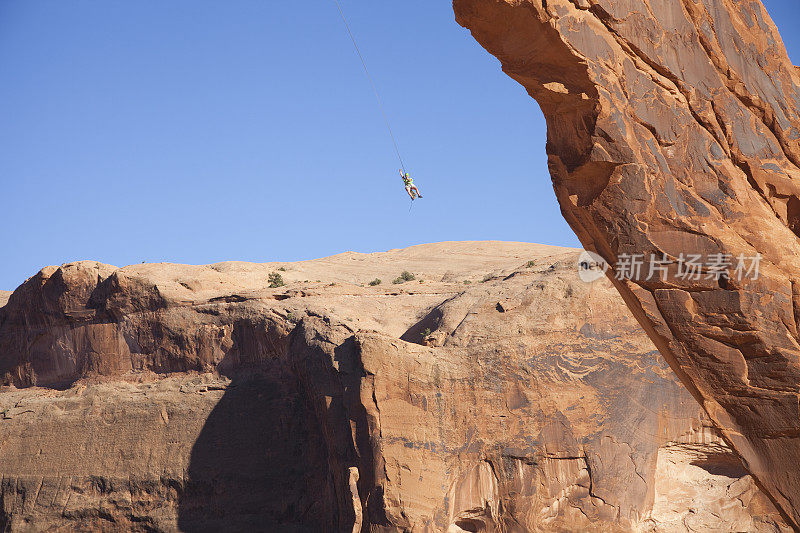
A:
176;344;338;531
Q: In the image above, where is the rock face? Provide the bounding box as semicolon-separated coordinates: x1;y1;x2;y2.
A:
453;0;800;527
0;243;790;531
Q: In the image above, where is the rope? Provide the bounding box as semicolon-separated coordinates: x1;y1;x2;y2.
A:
332;0;407;174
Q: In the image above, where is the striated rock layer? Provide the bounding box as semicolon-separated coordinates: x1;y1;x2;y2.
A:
0;243;790;531
454;0;800;527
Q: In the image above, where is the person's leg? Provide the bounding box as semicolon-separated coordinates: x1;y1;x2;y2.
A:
412;186;422;198
406;186;416;199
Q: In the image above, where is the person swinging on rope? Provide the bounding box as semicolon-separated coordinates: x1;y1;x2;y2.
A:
400;169;423;200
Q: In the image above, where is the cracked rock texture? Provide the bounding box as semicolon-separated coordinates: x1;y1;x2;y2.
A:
454;0;800;527
0;243;790;531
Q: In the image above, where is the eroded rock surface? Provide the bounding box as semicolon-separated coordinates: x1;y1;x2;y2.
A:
454;0;800;526
0;243;789;531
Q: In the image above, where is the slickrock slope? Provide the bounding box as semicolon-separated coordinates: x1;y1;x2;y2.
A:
454;0;800;527
0;243;789;531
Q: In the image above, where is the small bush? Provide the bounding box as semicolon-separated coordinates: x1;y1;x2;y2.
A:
463;280;472;285
278;267;287;272
268;272;285;288
393;271;416;284
369;279;382;286
421;328;432;341
525;260;536;268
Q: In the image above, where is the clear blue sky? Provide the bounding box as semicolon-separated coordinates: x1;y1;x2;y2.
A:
0;1;798;290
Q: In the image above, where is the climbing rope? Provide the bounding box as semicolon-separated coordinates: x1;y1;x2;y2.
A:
332;0;407;175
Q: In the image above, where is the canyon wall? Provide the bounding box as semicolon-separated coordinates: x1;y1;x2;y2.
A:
454;0;800;527
0;243;789;531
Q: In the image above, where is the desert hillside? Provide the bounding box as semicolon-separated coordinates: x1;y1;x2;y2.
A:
0;242;788;532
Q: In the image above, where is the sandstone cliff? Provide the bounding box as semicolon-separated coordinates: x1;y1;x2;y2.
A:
0;243;789;531
454;0;800;527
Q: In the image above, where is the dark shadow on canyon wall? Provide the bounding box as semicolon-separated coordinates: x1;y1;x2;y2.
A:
176;370;337;532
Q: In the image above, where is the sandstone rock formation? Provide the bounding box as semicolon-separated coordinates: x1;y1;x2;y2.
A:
454;0;800;527
0;243;790;531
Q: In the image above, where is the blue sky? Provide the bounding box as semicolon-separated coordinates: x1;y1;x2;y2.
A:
0;1;798;290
